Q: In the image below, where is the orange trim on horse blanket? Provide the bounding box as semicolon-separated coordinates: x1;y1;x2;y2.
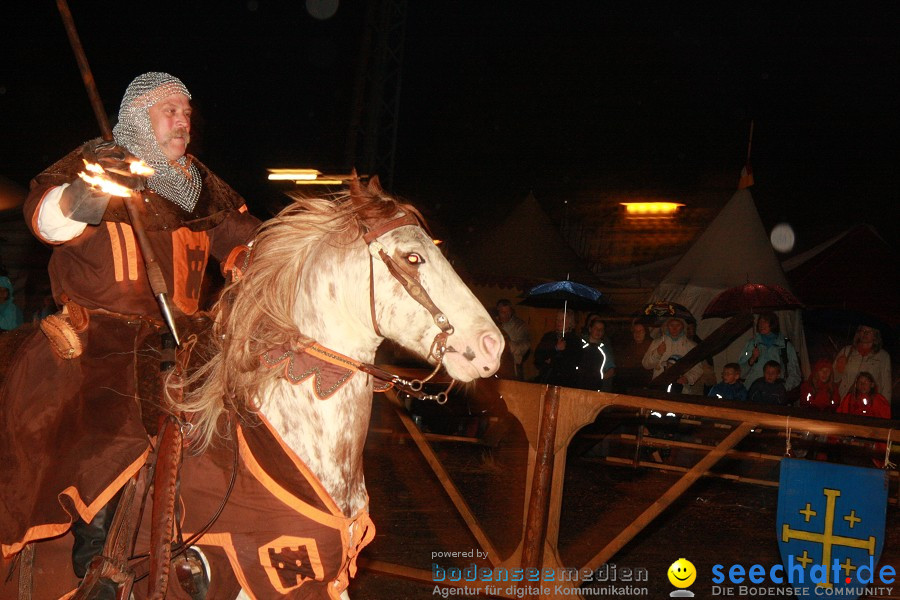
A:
177;416;375;599
0;317;154;558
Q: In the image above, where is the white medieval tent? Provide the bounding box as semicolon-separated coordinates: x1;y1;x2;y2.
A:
648;188;810;382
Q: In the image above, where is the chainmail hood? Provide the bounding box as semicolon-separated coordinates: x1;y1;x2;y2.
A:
112;72;201;212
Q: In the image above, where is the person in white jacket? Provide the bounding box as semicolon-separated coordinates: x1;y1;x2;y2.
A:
833;325;892;402
642;317;704;392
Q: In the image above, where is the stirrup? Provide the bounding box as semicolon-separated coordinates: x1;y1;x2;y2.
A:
172;547;209;600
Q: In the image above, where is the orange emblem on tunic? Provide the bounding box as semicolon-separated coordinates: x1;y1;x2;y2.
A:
171;227;210;314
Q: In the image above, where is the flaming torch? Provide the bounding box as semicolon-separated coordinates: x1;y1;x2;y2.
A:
56;0;181;345
78;160;155;196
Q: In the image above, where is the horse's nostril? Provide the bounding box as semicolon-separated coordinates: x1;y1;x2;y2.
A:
480;331;502;360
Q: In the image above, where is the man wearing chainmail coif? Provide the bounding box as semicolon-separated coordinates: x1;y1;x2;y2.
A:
0;73;260;589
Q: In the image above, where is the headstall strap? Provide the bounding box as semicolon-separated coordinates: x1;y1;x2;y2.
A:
362;212;420;244
361;210;457;402
368;251;383;338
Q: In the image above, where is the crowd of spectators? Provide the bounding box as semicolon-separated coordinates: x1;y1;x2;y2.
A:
490;301;895;422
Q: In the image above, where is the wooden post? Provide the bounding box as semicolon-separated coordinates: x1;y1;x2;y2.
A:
519;385;560;596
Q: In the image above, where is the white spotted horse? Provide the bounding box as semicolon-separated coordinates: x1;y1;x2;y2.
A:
0;177;503;599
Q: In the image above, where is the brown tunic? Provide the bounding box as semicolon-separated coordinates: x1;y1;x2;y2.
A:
24;143;259;317
0;147;260;556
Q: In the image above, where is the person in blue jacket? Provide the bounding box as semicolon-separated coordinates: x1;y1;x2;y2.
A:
708;363;747;401
0;276;24;332
738;312;800;391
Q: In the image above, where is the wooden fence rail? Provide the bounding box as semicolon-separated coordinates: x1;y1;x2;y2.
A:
370;380;900;600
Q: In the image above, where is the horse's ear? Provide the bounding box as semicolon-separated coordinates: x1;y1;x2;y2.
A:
348;169;365;205
367;175;383;195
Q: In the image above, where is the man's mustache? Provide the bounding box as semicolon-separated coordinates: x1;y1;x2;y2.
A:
165;128;190;144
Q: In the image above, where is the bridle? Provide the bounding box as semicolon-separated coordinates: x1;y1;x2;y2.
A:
249;204;458;403
360;210;456;403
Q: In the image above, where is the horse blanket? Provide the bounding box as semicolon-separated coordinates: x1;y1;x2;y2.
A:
178;415;375;599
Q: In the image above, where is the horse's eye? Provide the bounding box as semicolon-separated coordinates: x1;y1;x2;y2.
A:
405;253;424;265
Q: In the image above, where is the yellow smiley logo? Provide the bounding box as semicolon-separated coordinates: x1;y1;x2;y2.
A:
667;558;696;588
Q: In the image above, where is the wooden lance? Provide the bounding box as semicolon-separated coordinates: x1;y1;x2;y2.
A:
56;0;181;345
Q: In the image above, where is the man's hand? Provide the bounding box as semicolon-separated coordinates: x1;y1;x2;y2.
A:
59;177;111;225
749;345;761;365
82;140;143;190
60;140;146;225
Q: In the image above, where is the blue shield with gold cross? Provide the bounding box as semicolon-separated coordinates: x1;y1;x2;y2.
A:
778;458;888;600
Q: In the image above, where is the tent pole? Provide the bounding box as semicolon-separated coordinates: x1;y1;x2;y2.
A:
746;120;754;163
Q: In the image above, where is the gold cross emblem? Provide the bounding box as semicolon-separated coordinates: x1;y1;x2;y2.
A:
781;488;876;589
844;510;861;529
839;558;857;577
799;503;817;522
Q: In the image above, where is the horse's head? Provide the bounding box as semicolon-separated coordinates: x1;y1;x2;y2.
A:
351;178;504;382
177;181;503;452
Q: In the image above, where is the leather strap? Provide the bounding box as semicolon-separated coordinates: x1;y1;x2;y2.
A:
16;543;33;600
362;212;420;244
368;251;382;337
148;417;184;600
148;349;188;600
72;477;138;600
374;246;452;335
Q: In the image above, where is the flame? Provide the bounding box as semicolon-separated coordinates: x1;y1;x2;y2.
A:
77;160;154;197
78;170;132;197
130;161;154;176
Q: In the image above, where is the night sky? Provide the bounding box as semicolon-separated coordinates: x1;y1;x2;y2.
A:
2;2;897;253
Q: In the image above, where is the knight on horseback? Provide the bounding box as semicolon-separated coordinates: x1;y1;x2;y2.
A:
0;72;260;597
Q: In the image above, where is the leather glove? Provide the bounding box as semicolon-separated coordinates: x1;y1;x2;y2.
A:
81;140;145;189
58;176;112;225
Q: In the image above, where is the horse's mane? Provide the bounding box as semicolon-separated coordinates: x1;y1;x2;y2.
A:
177;187;409;450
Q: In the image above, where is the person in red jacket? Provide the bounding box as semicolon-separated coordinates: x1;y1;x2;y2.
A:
837;372;891;419
798;359;840;412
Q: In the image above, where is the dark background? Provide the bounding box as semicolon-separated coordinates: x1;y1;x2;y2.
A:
2;1;897;253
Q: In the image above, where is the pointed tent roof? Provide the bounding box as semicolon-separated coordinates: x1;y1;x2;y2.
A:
651;189;808;376
657;189;791;291
461;192;598;286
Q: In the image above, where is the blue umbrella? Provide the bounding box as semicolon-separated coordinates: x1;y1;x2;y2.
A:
519;281;606;331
